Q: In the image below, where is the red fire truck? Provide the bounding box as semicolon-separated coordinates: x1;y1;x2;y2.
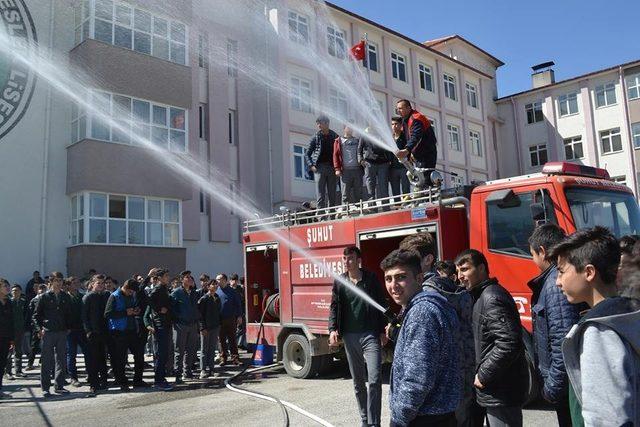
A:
242;162;640;388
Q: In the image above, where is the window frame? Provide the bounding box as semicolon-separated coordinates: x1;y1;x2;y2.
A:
447;124;461;151
558;92;579;117
326;25;346;59
84;0;188;65
72;89;188;153
469;130;482;157
595;82;617;108
293;144;313;182
563;136;584;160
465;82;478;108
363;42;378;72
391;51;407;82
627;74;640;100
529;144;548;167
288;10;310;46
443;73;457;101
418;63;433;92
525;101;544;124
632;122;640;149
329;87;348;118
70;191;182;247
599;128;623;154
290;76;313;113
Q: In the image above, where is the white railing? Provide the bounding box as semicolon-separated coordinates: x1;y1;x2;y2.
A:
243;187;444;232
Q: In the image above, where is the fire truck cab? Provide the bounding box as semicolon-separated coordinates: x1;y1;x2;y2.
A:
242;162;640;385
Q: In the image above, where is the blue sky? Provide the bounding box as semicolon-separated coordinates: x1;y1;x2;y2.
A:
329;0;640;97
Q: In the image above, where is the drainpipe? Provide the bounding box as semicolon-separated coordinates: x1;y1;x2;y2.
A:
510;97;523;174
619;66;638;196
39;0;55;273
264;3;274;213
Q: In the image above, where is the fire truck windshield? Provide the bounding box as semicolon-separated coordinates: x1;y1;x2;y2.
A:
566;188;640;238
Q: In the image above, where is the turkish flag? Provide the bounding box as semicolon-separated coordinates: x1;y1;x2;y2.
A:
350;40;366;61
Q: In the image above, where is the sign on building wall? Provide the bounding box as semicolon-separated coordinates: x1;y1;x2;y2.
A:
0;0;37;140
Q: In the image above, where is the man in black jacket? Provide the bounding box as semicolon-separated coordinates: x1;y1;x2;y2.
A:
197;280;221;379
144;268;173;391
328;246;388;427
26;284;47;370
34;272;73;397
0;279;14;395
358;129;392;210
65;277;87;387
7;284;27;379
456;250;527;427
82;275;109;397
528;225;582;426
305;115;340;209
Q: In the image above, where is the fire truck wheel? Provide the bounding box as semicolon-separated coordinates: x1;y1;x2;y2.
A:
282;333;322;379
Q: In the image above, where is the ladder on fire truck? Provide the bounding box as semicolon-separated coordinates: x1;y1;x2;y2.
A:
243;186;472;232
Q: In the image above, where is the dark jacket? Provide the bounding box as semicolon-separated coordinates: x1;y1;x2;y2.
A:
390;290;461;425
133;284;149;333
401;110;437;168
26;294;41;332
145;284;173;329
0;298;15;340
171;287;200;325
358;137;392;164
33;290;73;333
82;291;108;335
470;278;528;407
305;129;339;169
528;265;582;403
25;277;44;301
68;291;84;331
10;295;27;333
216;286;242;319
198;293;222;331
328;269;388;335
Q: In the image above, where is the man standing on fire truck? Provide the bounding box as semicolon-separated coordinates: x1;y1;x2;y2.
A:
329;246;388;427
395;100;437;171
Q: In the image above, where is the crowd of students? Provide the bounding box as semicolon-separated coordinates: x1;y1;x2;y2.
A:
329;226;640;427
0;269;245;398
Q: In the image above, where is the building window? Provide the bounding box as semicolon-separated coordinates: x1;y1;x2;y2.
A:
197;33;208;68
469;130;482;157
595;82;617;108
290;77;312;113
363;42;378;72
600;128;622;154
288;11;309;45
447;124;461;151
391;52;407;82
443;74;457;101
428;117;438;140
329;88;348;118
418;64;433;92
627;74;640;100
326;26;346;59
525;101;544;124
632;122;640;148
612;175;626;186
293;145;313;181
227;39;238;77
228;110;237;145
529;144;548;167
558;92;578;117
465;82;478;108
80;0;187;65
73;90;187;152
563;136;584;160
198;104;206;139
451;173;464;187
71;192;181;247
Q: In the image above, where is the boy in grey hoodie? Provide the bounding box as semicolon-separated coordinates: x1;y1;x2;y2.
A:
550;226;640;426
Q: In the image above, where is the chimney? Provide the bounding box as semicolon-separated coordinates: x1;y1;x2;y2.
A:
531;61;555;89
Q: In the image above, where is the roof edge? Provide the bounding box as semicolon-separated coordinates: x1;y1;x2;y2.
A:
424;35;505;67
